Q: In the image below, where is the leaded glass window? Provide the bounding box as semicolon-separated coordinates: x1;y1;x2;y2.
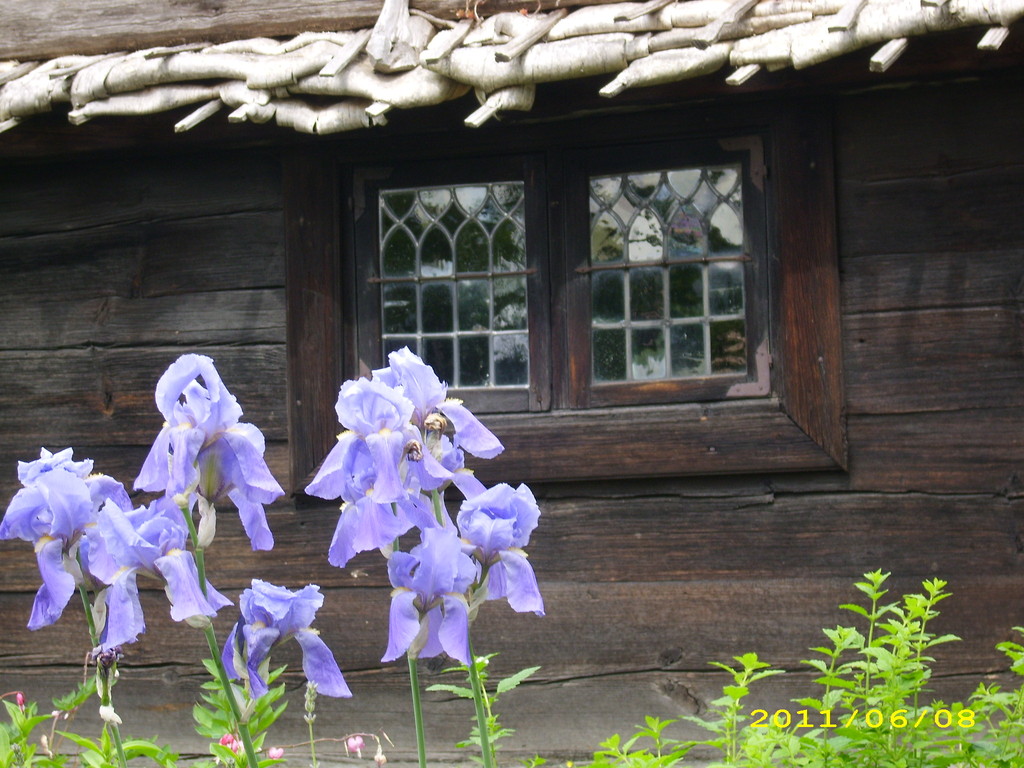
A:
378;182;529;388
588;165;747;383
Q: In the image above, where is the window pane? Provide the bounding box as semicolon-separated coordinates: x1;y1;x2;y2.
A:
593;328;626;381
709;262;744;315
630;267;663;321
424;337;454;383
631;327;666;380
379;180;528;389
422;282;453;333
670;324;704;376
592;270;625;323
710;319;746;374
589;164;747;383
494;334;529;385
383;283;417;334
669;264;703;318
460;336;490;386
458;279;490;331
494;276;527;330
456;220;489;272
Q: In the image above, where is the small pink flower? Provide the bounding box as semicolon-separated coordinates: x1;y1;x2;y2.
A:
267;747;285;759
219;733;241;752
346;735;365;757
15;692;25;711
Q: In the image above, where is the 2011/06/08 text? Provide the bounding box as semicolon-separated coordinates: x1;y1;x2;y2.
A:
749;709;976;730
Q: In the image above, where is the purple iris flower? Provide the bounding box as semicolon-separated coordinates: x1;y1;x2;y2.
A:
315;439;436;568
91;495;231;649
0;448;128;630
308;377;422;505
457;483;544;616
222;580;351;699
135;354;284;551
382;527;478;665
374;347;503;460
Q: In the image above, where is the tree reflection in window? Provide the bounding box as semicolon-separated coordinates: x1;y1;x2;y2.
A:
589;165;746;382
379;182;528;388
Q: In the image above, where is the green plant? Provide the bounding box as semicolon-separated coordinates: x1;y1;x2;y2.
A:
426;654;540;765
192;658;288;767
589;717;692;767
585;572;1024;768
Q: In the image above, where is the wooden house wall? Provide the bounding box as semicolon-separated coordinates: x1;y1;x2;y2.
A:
1;73;1023;764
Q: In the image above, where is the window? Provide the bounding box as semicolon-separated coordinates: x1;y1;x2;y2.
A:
285;102;845;487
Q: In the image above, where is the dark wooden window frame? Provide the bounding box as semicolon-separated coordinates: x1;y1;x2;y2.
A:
286;99;846;488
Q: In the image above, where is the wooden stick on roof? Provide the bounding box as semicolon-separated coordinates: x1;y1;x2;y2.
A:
869;37;908;71
828;0;869;32
978;26;1010;50
493;9;568;62
615;0;678;23
693;0;759;48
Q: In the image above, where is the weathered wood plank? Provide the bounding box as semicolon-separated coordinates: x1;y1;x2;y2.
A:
0;0;622;61
0;212;284;312
837;164;1024;258
0;151;281;237
473;399;838;484
841;249;1024;314
835;78;1024;183
3;492;1020;594
2;577;1019;675
844;306;1024;415
0;441;290;503
2;664;1007;765
0;288;285;350
0;346;287;445
847;408;1024;493
141;211;285;296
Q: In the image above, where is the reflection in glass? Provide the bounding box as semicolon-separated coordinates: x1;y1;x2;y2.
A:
495;334;529;385
592;270;624;323
710;319;746;374
631;327;665;380
670;324;704;376
630;267;663;321
494;276;527;330
591;211;624;263
669;264;702;318
383;284;417;334
383;229;416;277
421;227;453;276
627;208;663;262
460;336;490;386
424;337;454;383
593;329;626;381
379;181;528;388
422;283;453;333
588;163;748;384
709;262;744;315
458;280;490;331
456;221;489;272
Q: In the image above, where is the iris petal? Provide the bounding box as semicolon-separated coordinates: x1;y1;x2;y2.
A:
28;537;76;630
382;590;421;663
294;629;352;698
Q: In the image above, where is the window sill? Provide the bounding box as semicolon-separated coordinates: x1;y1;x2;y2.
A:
469;397;841;484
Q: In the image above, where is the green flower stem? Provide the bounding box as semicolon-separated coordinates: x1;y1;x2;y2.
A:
307;719;318;768
78;585;128;768
177;501;259;768
467;639;495;768
430;490;445;526
407;656;428;768
203;624;260;768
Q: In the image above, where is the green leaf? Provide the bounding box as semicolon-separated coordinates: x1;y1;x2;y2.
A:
425;683;476;698
496;666;540;695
